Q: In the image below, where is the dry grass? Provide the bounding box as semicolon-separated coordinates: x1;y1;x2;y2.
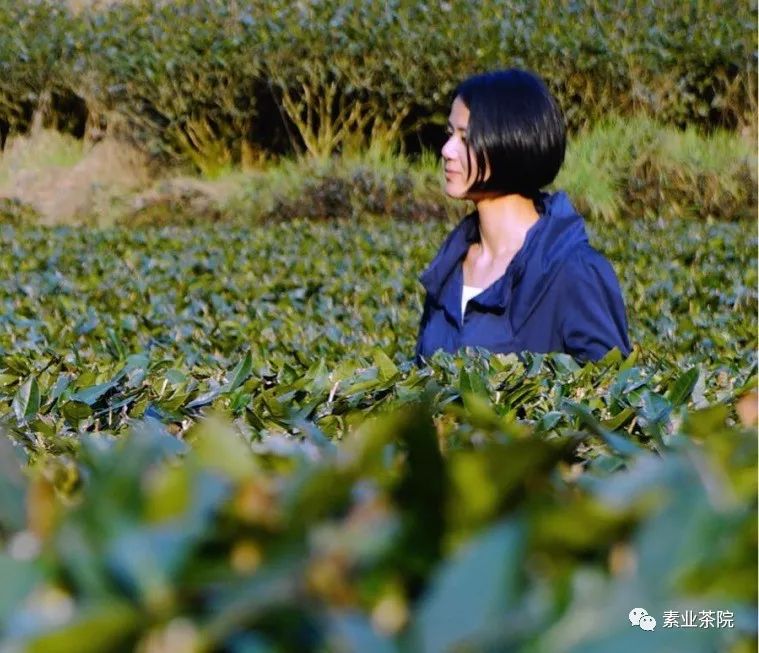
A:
0;130;151;224
0;130;84;184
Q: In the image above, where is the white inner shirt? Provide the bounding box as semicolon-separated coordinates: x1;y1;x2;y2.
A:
461;284;484;318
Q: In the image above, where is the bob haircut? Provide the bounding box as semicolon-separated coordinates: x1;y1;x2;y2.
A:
454;69;566;200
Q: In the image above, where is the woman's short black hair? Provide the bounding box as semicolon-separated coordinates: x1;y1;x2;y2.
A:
454;69;566;199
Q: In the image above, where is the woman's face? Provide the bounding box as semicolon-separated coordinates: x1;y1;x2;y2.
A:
441;96;488;199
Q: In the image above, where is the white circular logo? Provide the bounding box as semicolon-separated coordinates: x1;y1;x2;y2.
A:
639;615;657;631
629;608;648;626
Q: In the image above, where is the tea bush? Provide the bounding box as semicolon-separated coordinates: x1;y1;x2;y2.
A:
73;0;263;173
0;213;755;650
0;0;755;166
0;0;77;134
0;398;755;652
0;216;754;445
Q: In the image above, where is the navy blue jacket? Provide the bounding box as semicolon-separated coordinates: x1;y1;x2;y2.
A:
415;192;630;364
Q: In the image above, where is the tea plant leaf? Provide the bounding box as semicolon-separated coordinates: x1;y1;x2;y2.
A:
562;400;642;457
22;602;139;653
413;520;525;653
190;416;257;481
12;377;39;422
60;401;93;424
70;381;118;406
373;348;399;381
666;367;700;406
222;351;253;394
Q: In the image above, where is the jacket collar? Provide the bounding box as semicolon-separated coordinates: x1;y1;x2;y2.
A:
418;191;588;314
418;209;479;300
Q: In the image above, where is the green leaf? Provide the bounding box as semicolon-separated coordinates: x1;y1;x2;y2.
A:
12;377;40;422
682;404;730;440
0;435;27;532
618;346;639;371
260;389;287;419
106;519;213;606
122;353;149;375
562;400;642;457
0;554;41;624
535;410;564;432
23;602;139;653
552;352;583;374
61;401;93;424
0;373;18;386
666;367;700;406
639;391;672;426
597;347;622;366
46;374;72;407
459;392;526;436
70;381;117;406
222;351;253;394
414;520;525;653
190;415;257;480
185;387;222;410
327;613;398;653
459;368;488;397
164;369;188;386
601;406;635;431
390;404;446;572
373;348;398;381
204;564;300;646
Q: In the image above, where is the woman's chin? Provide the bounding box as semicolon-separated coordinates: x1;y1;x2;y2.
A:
443;181;469;199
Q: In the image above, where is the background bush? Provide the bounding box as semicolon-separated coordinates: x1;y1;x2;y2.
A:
0;0;755;167
0;0;80;139
72;0;263;174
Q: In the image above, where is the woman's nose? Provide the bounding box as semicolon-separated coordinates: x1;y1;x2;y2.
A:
441;137;455;160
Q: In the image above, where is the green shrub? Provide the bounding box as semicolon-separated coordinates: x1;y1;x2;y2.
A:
506;0;756;130
0;211;755;650
0;0;78;134
254;0;495;157
621;0;757;127
556;116;755;221
0;198;39;226
220;120;755;225
256;166;450;222
0;215;754;377
74;0;263;172
0;367;755;651
0;0;755;166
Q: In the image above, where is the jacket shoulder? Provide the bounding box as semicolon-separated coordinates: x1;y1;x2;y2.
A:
558;244;621;282
554;244;630;361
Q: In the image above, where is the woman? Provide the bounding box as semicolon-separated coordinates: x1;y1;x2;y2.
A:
415;69;630;364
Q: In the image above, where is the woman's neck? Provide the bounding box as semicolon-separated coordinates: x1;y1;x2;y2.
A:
473;194;540;260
